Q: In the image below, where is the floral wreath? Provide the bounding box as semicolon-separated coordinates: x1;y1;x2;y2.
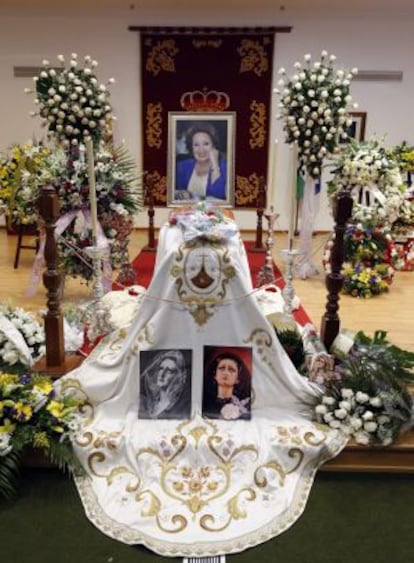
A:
327;137;406;227
275;50;358;178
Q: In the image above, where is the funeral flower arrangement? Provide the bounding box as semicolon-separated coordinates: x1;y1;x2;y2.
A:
0;141;51;225
0;370;82;500
322;224;398;298
47;142;142;280
327;137;406;227
0;303;45;370
314;331;414;446
26;53;115;148
275;50;358;178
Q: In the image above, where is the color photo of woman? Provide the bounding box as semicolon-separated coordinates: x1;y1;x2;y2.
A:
202;345;252;420
168;112;235;206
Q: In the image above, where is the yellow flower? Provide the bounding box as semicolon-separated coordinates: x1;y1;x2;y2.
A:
33;378;53;395
0;373;19;387
46;400;66;419
0;420;16;434
13;401;33;421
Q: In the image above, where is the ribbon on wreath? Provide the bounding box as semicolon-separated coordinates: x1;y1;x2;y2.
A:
26;208;112;297
0;314;33;366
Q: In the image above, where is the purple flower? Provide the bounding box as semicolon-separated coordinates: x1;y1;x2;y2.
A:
20;374;32;384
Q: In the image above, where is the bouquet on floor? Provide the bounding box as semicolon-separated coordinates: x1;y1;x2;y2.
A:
314;331;414;446
0;303;45;372
0;370;83;500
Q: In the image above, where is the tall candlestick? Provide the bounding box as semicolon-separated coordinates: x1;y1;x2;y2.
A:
287;142;298;250
268;139;278;209
85;136;98;246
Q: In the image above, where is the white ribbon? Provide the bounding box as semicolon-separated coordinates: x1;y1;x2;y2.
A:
0;315;33;366
295;174;320;279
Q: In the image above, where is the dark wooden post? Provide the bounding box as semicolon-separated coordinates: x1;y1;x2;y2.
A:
251;177;266;252
320;190;353;351
143;174;157;252
34;185;83;376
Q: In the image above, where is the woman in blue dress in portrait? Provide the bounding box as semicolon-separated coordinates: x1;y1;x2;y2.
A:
175;122;227;201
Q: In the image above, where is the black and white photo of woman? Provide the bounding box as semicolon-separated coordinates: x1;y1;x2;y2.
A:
139;349;192;420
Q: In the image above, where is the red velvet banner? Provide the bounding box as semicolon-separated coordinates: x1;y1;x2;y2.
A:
139;28;278;209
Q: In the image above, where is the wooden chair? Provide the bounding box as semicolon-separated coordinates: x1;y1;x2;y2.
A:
13;222;39;269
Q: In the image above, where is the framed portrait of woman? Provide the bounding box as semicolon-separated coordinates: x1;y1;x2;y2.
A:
139;349;192;420
167;111;236;207
202;345;252;421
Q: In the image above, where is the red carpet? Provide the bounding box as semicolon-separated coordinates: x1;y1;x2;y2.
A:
115;241;312;326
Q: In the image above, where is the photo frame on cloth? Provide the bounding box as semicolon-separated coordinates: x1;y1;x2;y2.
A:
167;111;236;207
202;345;252;421
139;349;192;420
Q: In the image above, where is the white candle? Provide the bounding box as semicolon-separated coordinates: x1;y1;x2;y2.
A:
85;136;98;246
287;142;298;250
268;139;278;208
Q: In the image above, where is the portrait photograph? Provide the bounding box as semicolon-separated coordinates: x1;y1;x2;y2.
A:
167;111;236;207
139;349;192;420
202;345;252;421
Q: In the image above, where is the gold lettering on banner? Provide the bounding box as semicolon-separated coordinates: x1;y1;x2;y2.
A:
238;39;269;77
249;100;266;149
192;39;223;48
235;174;262;206
146;102;163;149
145;39;179;76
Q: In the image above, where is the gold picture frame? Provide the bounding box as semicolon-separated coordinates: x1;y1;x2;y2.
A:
167;111;236;206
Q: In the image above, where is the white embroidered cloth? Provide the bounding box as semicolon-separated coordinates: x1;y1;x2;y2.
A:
61;220;346;557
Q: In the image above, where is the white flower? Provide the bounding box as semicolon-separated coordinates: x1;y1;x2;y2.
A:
322;396;336;406
356;391;369;404
362;410;374;421
364;421;378;433
221;403;241;420
369;396;382;407
354;431;370;445
350;417;363;430
315;404;328;415
334;408;348;420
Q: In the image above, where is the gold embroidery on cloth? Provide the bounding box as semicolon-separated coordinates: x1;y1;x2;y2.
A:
235;174;261;206
244;328;273;368
145;39;179;76
171;240;236;326
249;101;266;149
237;39;269;77
145;102;163;148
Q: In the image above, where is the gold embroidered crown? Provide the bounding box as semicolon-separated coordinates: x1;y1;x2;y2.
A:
180;88;230;112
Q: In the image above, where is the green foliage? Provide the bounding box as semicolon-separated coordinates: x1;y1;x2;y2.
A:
275;328;306;371
0;449;21;500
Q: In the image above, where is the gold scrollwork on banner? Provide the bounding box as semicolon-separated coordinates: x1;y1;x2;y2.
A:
237;39;269;77
249;100;266;149
144;171;167;204
145;102;163;148
235;173;262;206
145;39;179;76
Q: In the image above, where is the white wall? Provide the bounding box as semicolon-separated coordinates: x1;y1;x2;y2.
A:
1;6;413;232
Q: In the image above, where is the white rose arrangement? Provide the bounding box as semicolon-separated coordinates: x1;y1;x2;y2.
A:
313;330;413;446
275;50;358;179
0;304;45;369
26;53;115;148
328;137;406;227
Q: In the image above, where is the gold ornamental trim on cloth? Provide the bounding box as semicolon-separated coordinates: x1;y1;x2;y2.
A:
237;38;269;77
75;417;339;539
170;239;236;326
249;100;266;149
145;38;179;76
145;102;163;148
73;418;347;555
144;171;167;204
